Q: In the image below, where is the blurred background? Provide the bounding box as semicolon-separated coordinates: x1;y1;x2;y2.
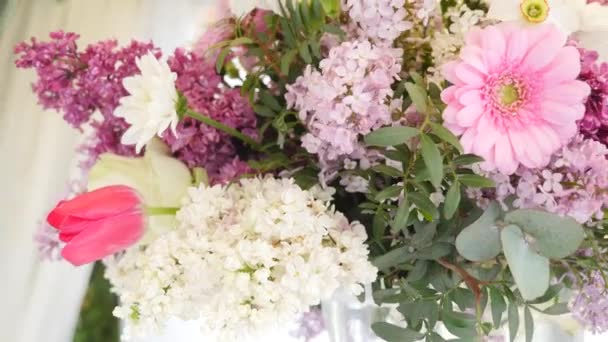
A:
0;1;606;342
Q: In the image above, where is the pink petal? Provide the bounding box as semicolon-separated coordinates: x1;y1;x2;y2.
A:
443;105;460;123
460;46;487;74
454;64;486;88
456;103;483;127
441;86;457;103
540;101;581;125
522;25;567;70
47;185;141;227
459;89;483;106
482;25;506;60
544;81;591;105
442;61;462;85
542;47;583;84
506;29;529;64
472;115;499;156
460;128;477;152
61;210;145;266
508;129;536;168
494;135;517;175
465;26;484;47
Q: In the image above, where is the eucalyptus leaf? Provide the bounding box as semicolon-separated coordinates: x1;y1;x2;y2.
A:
504;209;584;259
501;225;550;301
455;202;502;262
365;126;419;147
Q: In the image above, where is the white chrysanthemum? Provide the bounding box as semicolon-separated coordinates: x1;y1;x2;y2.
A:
105;176;377;340
114;52;179;153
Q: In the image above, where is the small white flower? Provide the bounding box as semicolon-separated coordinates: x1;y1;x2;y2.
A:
115;52;179;153
487;0;608;59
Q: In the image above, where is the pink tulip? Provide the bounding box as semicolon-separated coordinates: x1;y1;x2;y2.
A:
47;185;145;266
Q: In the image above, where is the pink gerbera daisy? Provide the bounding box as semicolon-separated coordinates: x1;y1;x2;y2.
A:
441;23;590;174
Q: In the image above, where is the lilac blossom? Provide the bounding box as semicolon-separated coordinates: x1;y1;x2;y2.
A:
163;49;257;183
470;136;608;223
286;40;402;176
571;271;608;334
290;308;325;342
577;47;608;146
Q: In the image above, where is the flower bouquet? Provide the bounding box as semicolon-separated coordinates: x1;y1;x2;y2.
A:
16;0;608;341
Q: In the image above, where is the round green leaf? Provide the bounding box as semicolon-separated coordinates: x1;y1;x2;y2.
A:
504;209;585;259
501;225;550;301
455;202;502;261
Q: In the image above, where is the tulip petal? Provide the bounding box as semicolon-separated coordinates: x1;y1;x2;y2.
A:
61;209;144;266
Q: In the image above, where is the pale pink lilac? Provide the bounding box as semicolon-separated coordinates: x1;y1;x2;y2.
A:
290;308;325;341
286;40;402;168
441;23;590;175
344;0;413;44
470;136;608;223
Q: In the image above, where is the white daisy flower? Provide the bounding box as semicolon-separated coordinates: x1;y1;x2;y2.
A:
115;52;179;153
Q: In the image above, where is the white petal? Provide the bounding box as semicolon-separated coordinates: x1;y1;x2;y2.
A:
487;0;521;22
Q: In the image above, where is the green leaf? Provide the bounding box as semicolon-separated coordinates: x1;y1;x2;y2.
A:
406;260;428;282
429;122;463;153
372;164;403;178
392;199;410;231
524;306;534;342
501;225;550;301
398;299;439;328
365;126;419;147
259;91;282;111
374;185;403;202
253;104;276;118
420;133;444;188
457;174;495;188
371;322;425;342
298;43;312;64
455;202;502;262
542;302;569;315
427;332;446;342
415;243;452;260
405;82;428;114
528;284;563;304
503;209;585;259
508;301;519;342
215;47;231;73
280;49;298;75
441;310;477;338
412;221;437;247
372;247;412;271
443;181;461;219
373;208;387;241
452;154;484;166
489;287;507;329
409;191;439;221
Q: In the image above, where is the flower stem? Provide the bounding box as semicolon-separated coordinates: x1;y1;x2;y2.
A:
186;110;262;151
145;207;180;216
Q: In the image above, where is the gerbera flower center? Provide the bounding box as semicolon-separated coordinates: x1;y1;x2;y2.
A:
520;0;550;23
486;75;530;116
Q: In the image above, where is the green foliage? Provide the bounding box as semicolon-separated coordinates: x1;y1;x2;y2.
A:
73;263;119;342
455;203;501;262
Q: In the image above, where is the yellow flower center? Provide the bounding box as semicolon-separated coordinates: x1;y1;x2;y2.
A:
499;84;520;106
520;0;550;23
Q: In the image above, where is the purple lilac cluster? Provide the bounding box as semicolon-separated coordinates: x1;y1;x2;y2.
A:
571;271;608;334
290;308;325;342
577;47;608;146
14;31;159;161
470;135;608;223
163;49;256;183
285;40;402;172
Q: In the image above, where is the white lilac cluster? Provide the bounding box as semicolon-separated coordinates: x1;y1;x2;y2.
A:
469;136;608;224
344;0;413;44
286;40;402;172
428;4;486;84
105;176;377;340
